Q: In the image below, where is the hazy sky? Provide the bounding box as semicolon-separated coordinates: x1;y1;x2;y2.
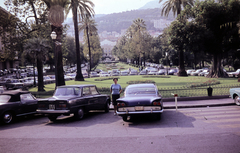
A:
0;0;154;15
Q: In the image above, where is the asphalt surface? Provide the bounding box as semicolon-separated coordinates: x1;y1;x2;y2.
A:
0;104;240;153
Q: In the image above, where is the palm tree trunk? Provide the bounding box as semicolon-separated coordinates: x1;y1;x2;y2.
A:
86;26;91;71
37;53;45;91
72;3;84;81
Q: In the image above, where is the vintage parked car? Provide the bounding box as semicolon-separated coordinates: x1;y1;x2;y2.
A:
0;90;38;124
90;71;99;78
116;83;163;122
229;88;240;105
228;69;240;78
37;85;111;121
5;79;24;90
99;71;110;77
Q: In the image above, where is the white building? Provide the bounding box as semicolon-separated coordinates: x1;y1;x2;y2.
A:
100;39;116;57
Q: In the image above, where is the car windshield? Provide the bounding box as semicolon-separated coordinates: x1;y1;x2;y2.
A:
54;87;81;97
126;87;156;96
0;95;11;103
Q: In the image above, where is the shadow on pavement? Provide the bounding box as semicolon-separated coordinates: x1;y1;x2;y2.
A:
126;110;196;128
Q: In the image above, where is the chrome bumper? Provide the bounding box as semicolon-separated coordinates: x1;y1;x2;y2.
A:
36;109;70;114
117;109;163;115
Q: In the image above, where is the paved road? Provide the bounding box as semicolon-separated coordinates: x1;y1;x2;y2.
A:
0;105;240;153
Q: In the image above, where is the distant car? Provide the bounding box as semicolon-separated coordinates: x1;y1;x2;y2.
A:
116;84;163;122
5;79;24;90
19;78;33;87
191;69;203;76
148;70;158;75
229;88;240;106
0;86;4;94
139;70;147;75
111;72;120;76
95;69;102;73
199;69;209;76
90;72;99;78
168;69;178;75
228;69;240;77
120;71;129;76
129;71;138;75
157;69;166;75
186;69;195;76
37;85;110;121
99;71;110;77
0;90;38;124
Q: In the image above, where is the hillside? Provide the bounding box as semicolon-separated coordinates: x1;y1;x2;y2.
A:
95;8;175;33
139;0;162;10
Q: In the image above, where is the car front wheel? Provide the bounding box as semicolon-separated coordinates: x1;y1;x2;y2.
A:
2;112;14;124
74;108;84;120
234;96;240;106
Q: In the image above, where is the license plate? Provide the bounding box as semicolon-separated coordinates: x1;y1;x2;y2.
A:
135;106;144;111
49;104;55;110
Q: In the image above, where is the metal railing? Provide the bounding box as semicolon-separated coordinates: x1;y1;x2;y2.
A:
32;84;240;98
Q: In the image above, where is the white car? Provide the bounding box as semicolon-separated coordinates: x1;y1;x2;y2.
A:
121;71;129;76
148;70;158;75
199;69;209;76
99;72;110;77
191;69;203;76
186;69;195;75
228;69;240;77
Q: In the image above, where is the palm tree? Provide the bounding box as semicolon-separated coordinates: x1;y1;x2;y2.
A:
66;0;94;81
79;16;97;72
24;37;50;92
159;0;194;76
132;18;146;66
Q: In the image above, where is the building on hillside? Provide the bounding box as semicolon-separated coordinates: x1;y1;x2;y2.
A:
100;39;116;57
0;6;19;70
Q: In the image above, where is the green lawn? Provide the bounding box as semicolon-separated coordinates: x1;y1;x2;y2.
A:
29;63;239;98
29;75;238;92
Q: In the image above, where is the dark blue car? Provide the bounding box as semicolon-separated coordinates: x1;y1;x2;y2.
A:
116;84;163;121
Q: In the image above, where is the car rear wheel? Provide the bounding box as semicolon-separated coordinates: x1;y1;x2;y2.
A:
234;96;240;106
104;102;109;113
48;115;58;121
2;112;13;124
74;108;84;120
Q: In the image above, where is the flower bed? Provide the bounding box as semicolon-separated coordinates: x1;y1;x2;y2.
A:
186;79;220;88
127;80;155;85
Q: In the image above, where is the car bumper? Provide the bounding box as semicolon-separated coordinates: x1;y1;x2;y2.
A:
117;109;163;115
36;109;70;114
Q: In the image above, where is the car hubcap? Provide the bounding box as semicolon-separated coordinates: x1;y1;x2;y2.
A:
4;113;12;123
235;96;240;105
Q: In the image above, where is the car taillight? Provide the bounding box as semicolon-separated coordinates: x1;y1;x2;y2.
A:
117;103;125;107
153;101;161;106
59;104;67;108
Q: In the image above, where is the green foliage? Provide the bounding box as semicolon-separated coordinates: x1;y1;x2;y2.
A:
142;75;171;78
94;77;119;81
127;80;156;84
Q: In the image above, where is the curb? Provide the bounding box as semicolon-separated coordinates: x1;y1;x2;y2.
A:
162;95;230;102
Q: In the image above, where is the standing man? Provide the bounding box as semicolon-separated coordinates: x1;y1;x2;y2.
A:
110;78;122;116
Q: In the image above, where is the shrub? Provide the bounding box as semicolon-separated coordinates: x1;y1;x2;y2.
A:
127;80;155;85
186;79;220;88
95;77;120;81
142;76;171;78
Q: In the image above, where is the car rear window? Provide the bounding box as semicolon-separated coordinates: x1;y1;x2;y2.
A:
0;95;11;103
126;87;156;95
54;88;81;96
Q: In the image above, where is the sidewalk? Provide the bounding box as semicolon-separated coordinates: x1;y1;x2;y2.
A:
109;98;235;109
163;98;235;109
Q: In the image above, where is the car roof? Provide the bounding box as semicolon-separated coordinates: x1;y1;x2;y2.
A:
1;90;30;95
57;85;96;88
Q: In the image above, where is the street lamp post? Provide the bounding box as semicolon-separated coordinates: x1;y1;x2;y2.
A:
49;5;65;87
50;31;58;87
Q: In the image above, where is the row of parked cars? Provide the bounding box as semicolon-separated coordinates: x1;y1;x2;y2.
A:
186;68;240;77
0;83;164;124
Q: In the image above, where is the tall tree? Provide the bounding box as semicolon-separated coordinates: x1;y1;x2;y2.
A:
79;16;97;71
24;37;50;91
66;0;94;81
159;0;194;76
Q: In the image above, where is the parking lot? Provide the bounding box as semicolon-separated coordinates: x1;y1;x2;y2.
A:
1;105;240;153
